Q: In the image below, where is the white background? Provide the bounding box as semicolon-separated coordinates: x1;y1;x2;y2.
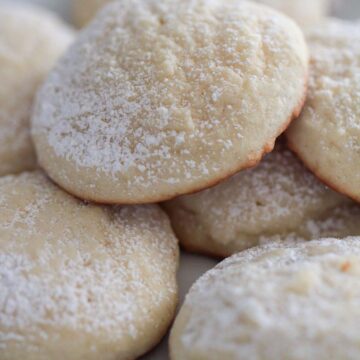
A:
3;0;360;359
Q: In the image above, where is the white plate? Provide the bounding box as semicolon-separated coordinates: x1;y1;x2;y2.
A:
4;0;359;358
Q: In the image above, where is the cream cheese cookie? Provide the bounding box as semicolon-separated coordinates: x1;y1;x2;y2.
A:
163;143;360;258
287;20;360;203
72;0;329;28
170;238;360;360
33;0;308;204
0;4;74;176
0;171;179;360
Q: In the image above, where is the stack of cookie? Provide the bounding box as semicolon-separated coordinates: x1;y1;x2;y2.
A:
1;0;359;359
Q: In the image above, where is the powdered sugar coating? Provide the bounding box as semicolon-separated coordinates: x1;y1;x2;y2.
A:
0;171;179;360
32;0;308;204
170;238;360;360
0;3;74;176
164;143;360;257
72;0;329;28
287;20;360;203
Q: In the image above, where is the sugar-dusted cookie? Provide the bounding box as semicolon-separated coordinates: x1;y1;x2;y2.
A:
287;20;360;203
0;171;179;360
72;0;329;28
0;4;74;176
171;238;360;360
33;0;308;204
164;143;360;258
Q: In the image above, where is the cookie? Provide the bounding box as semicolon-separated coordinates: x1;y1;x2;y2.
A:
0;4;74;176
32;0;308;204
287;20;360;203
0;171;179;360
163;143;360;258
72;0;329;28
170;238;360;360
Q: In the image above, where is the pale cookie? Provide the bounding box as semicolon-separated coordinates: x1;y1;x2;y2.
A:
287;20;360;203
170;238;360;360
0;4;74;176
32;0;308;204
72;0;329;28
0;171;179;360
163;143;360;258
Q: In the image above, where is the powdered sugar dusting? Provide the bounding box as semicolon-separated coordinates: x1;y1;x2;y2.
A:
0;172;178;357
306;20;360;140
165;143;360;255
32;0;308;202
287;19;360;201
0;3;74;176
173;238;360;359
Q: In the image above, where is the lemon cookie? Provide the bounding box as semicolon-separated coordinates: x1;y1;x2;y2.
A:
0;171;179;360
171;238;360;360
0;4;74;176
33;0;308;204
287;20;360;203
164;143;360;257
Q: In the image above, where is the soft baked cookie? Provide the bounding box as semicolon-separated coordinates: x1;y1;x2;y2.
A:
170;238;360;360
72;0;329;28
0;4;74;176
32;0;308;204
287;20;360;203
0;171;179;360
163;143;360;258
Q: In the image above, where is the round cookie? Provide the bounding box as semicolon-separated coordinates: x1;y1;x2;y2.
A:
72;0;329;28
0;171;179;360
170;238;360;360
32;0;308;204
0;4;74;177
287;20;360;203
163;143;360;258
